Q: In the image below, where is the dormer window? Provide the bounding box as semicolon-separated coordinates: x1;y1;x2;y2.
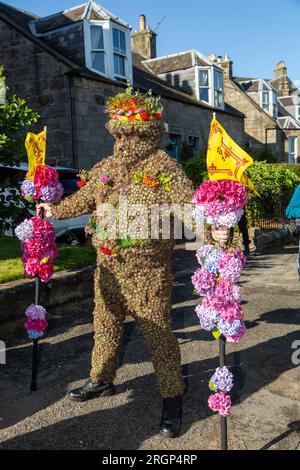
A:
261;88;278;117
297;106;300;122
90;25;105;73
84;17;132;84
197;66;224;109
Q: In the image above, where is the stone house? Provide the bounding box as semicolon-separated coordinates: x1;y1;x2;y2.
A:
209;54;300;163
0;1;244;169
207;54;285;160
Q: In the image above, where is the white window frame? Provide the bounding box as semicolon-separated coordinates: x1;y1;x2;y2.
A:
112;26;127;80
262;91;270;113
195;66;224;109
288;136;298;164
196;66;211;105
83;19;133;83
84;19;109;77
213;68;224;109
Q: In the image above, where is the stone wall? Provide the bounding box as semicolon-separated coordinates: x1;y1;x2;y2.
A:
43;22;85;65
224;78;284;159
0;18;73;167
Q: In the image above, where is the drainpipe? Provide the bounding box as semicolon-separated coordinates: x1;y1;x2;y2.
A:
65;72;77;169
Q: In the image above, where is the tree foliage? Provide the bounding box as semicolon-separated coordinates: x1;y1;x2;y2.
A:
0;67;39;233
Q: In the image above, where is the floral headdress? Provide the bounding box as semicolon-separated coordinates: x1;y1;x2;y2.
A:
106;86;163;123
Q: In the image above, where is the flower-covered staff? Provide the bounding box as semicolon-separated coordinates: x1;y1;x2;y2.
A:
37;87;196;438
16;129;64;390
192;115;256;450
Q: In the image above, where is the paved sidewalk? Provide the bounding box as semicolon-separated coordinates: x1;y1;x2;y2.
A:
0;246;299;450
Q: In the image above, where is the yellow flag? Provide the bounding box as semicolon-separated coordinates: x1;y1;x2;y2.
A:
207;117;258;195
25;129;46;180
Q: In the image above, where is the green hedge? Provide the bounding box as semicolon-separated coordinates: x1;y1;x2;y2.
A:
244;162;299;226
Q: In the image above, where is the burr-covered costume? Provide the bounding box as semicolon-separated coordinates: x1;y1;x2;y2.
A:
51;117;194;398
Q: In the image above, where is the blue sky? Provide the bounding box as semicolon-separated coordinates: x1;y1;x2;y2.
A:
5;0;300;84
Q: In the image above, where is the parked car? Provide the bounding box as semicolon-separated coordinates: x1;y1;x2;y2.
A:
0;163;90;242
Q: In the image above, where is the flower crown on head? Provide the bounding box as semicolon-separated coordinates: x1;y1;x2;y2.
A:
106;86;163;123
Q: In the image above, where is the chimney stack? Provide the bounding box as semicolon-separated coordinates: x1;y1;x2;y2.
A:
139;14;146;31
131;15;157;60
274;61;291;96
208;53;233;80
274;61;287;80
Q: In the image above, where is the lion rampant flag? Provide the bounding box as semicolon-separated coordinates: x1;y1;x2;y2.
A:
25;129;46;180
207;117;258;195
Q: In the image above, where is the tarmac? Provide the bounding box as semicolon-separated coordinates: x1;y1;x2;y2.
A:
0;245;299;450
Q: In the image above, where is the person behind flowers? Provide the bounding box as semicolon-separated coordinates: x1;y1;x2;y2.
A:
38;87;208;438
286;184;300;280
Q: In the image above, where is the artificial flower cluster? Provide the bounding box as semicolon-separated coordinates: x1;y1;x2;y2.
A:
132;169;173;191
192;179;248;418
106;86;162;122
21;165;63;204
24;304;48;340
77;169;91;188
193;244;247;342
193;179;248;228
207;366;234;417
15;216;58;282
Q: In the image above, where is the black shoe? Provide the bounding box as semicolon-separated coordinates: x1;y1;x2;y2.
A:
68;379;115;402
160;396;182;438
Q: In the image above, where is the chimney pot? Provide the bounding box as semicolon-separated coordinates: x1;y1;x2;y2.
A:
140;14;146;31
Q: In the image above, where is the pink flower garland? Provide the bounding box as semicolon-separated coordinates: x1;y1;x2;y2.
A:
16;165;64;341
192;179;248;418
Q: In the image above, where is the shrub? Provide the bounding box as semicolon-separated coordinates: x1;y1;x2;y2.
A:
245;162;299;226
181;154;208;188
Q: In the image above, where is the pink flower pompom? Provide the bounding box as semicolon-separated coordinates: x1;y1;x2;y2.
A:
34;165;59;199
219;252;243;282
193;180;248;217
225;322;247;343
191;268;216;296
207;278;241;308
24;318;48;333
218;300;243;322
38;263;54;283
24;257;41;277
208;391;232;417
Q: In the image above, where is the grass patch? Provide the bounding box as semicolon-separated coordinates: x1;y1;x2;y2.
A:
0;236;96;283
